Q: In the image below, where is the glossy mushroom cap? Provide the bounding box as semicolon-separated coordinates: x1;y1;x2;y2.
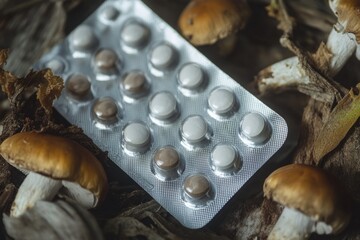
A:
178;0;250;46
263;164;351;234
329;0;360;43
0;132;108;205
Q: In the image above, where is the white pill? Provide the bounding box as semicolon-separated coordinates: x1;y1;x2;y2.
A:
121;22;149;47
181;116;207;143
149;92;177;120
99;5;119;21
178;63;204;89
124;123;150;147
46;58;65;74
208;88;235;114
211;145;236;170
241;113;270;144
70;25;97;51
150;44;175;69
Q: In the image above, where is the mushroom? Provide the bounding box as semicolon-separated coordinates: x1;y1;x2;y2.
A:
257;0;360;95
329;0;360;42
178;0;250;46
264;164;351;240
0;131;108;217
327;0;360;73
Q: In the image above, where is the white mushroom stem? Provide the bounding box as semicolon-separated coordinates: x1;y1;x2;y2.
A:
10;172;97;217
62;181;96;208
257;27;356;94
326;25;357;76
268;207;333;240
268;207;314;240
11;172;62;217
257;56;308;94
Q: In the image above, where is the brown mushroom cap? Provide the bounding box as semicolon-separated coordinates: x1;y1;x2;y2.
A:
263;164;351;234
331;0;360;43
178;0;250;46
0;132;108;204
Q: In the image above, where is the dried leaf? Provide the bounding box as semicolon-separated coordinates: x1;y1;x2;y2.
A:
313;83;360;163
0;49;18;97
260;0;346;103
0;50;64;114
25;69;64;114
266;0;294;34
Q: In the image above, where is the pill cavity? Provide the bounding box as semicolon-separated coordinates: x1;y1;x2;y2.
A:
92;97;118;124
121;21;149;47
94;48;119;73
45;58;65;74
99;5;120;22
66;74;91;100
178;63;204;90
240;112;271;145
208;88;235;115
121;71;149;98
123;122;151;152
211;145;237;170
154;147;180;170
149;92;178;121
150;43;176;69
181;115;208;144
183;175;210;199
70;25;97;52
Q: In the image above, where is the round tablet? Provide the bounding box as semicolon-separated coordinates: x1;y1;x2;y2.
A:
149;92;177;120
150;44;175;69
99;5;119;21
45;58;65;74
211;145;237;170
123;123;150;148
184;175;210;199
66;74;91;100
181;115;207;143
121;22;149;47
178;63;204;89
241;112;270;143
208;88;235;114
70;25;97;51
94;49;118;72
92;97;118;122
122;71;148;95
154;147;180;170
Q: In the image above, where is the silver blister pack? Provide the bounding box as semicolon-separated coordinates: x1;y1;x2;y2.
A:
35;0;288;229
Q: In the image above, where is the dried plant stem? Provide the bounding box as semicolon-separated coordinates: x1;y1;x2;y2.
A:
256;27;356;99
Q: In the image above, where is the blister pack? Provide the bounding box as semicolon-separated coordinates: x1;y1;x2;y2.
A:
35;0;288;228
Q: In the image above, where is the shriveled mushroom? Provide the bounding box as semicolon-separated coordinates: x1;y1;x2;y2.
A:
327;0;360;73
257;0;359;95
0;131;108;217
329;0;360;42
264;164;351;240
178;0;250;46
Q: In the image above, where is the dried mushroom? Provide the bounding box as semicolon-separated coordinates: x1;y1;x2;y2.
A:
329;0;360;43
256;0;356;98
